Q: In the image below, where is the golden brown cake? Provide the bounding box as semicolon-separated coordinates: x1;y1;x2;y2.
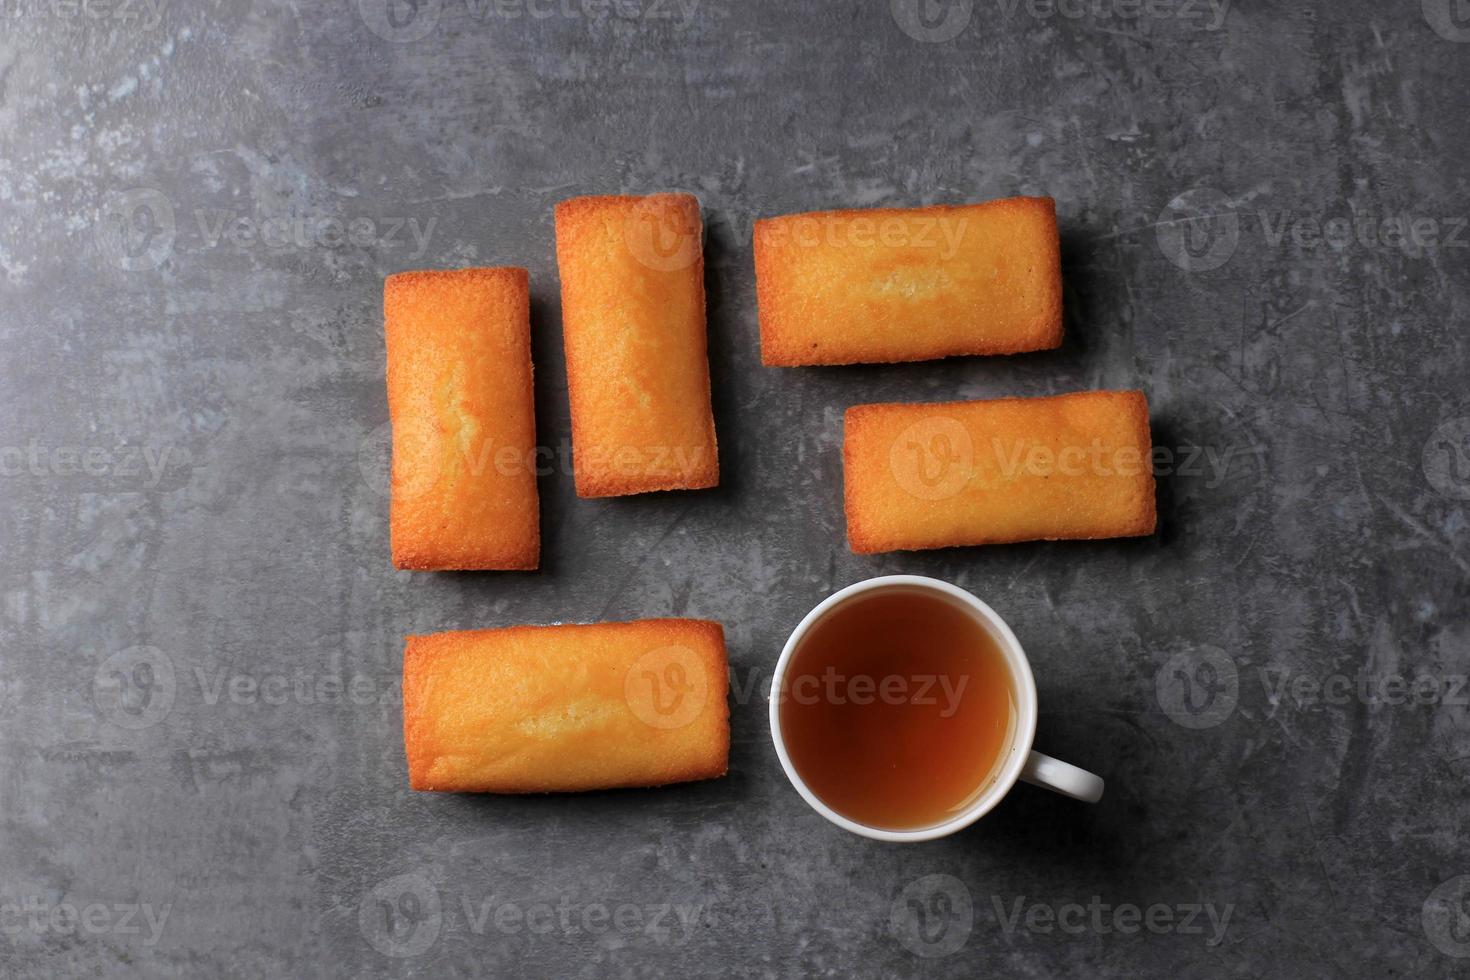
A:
754;197;1063;366
554;193;719;497
843;390;1156;553
384;267;539;570
403;619;730;792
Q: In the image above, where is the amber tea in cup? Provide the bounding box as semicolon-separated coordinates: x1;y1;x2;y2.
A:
776;587;1019;831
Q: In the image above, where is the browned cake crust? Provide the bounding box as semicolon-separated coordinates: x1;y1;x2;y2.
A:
844;389;1157;553
403;619;730;792
554;193;719;497
384;267;539;570
755;197;1063;366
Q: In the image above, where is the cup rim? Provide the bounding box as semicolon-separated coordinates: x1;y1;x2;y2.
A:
768;574;1040;843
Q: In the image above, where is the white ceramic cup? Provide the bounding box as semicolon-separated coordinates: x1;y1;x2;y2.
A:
768;575;1104;842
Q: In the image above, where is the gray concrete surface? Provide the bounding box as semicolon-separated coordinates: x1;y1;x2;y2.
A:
2;0;1468;975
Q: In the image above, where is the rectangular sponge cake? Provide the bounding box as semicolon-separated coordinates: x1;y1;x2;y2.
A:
844;390;1156;553
554;193;719;497
755;197;1063;366
384;267;539;570
403;619;730;792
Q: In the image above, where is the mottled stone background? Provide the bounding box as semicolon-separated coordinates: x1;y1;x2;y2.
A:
1;0;1467;976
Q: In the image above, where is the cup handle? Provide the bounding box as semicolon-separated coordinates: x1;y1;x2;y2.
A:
1020;750;1105;803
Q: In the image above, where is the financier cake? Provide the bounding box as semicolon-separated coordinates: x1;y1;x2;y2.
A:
403;619;730;792
554;193;719;497
843;390;1156;553
754;196;1063;366
383;267;539;570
